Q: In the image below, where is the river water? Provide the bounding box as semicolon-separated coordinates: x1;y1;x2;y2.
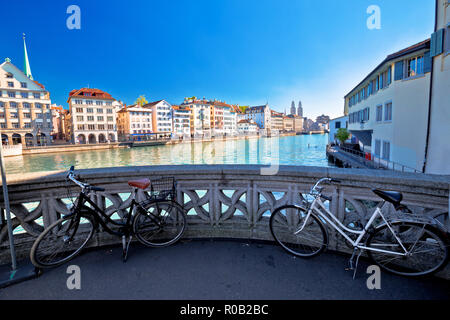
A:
4;134;332;175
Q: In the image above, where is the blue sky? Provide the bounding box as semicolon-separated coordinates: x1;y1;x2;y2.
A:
1;0;435;119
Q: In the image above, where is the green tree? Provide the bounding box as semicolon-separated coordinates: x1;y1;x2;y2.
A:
335;128;350;144
135;95;148;106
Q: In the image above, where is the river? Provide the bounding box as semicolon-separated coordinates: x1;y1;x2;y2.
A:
4;134;332;175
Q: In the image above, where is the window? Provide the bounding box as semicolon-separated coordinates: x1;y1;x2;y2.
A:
74;99;83;105
0;101;3;108
0;112;4;118
10;112;18;119
97;108;103;113
384;102;392;121
12;123;20;128
87;108;94;113
36;113;43;119
23;113;31;118
24;123;31;128
0;123;5;128
7;81;14;87
86;100;93;105
21;82;27;88
21;92;29;98
10;102;17;108
97;116;104;121
78;124;85;130
335;121;341;129
88;124;95;130
108;124;114;130
107;116;113;122
96;101;103;106
106;102;112;106
6;73;13;78
87;116;94;121
374;140;381;156
76;107;83;113
77;116;84;121
98;124;105;130
407;56;424;77
33;93;40;99
35;103;42;109
106;109;113;114
8;91;15;98
382;141;390;160
387;66;392;85
376;105;383;122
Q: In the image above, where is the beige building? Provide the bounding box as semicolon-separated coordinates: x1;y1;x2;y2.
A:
288;114;304;133
270;110;284;132
282;116;294;132
68;88;118;144
181;97;212;137
117;104;153;141
0;58;53;146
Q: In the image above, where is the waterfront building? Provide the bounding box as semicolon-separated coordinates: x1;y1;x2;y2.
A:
210;100;237;136
242;104;272;134
68;88;118;144
316;114;330;130
287;114;304;133
172;105;191;137
345;38;432;171
181;97;212;137
297;101;303;117
328;115;349;144
282;115;294;132
237;119;258;135
270;110;284;132
423;0;450;174
50;104;67;141
116;104;153;141
143;100;173;137
0;56;53;146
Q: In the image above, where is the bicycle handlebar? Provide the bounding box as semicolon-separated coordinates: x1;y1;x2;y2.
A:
310;177;341;196
67;166;105;192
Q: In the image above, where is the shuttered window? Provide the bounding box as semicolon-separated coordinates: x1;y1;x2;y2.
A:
382;141;390;160
394;61;404;80
384;102;392;121
431;28;444;57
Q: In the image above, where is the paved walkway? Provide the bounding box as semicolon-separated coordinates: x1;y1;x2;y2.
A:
1;239;449;300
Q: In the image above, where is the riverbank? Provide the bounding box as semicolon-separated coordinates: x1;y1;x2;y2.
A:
7;132;299;156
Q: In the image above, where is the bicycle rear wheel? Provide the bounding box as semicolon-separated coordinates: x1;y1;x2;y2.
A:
270;205;327;257
30;214;95;268
367;222;448;277
133;200;186;247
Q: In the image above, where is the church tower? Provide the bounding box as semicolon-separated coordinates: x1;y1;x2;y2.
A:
290;101;296;115
297;101;303;117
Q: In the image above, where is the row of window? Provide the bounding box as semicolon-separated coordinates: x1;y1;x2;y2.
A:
77;124;115;130
2;81;28;88
1;112;51;119
0;101;49;109
349;102;393;124
132;123;151;129
76;115;114;122
0;122;50;129
1;91;42;99
73;99;113;106
75;108;113;114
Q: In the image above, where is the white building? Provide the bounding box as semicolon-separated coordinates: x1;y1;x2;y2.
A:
143;100;173;136
116;104;153;141
172;105;191;137
210;101;238;136
242;104;272;133
345;38;433;172
423;0;450;174
68;88;118;144
328;115;348;144
181;97;211;137
237;119;258;135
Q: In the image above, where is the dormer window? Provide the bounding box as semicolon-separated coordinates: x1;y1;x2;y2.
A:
5;72;13;78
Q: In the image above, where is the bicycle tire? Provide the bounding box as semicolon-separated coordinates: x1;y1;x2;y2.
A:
30;214;95;268
270;205;327;257
366;221;449;277
133;200;186;247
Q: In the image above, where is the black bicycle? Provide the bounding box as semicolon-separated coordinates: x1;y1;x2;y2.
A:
30;166;187;268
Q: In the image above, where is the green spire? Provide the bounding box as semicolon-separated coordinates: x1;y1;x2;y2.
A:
23;33;33;80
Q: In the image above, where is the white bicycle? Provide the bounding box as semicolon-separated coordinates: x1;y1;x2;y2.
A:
269;177;449;277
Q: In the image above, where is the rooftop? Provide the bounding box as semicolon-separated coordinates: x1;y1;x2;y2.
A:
68;88;116;102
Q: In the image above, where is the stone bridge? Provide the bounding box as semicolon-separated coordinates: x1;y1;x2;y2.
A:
1;165;449;278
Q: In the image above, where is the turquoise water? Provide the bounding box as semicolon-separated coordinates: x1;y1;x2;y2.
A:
4;134;331;175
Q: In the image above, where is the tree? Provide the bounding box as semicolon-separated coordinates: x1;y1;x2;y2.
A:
135;95;148;106
335;128;350;144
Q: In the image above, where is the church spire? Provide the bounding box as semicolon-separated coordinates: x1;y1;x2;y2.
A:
23;33;33;80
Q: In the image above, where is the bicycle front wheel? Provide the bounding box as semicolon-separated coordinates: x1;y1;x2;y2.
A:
270;205;327;257
367;222;448;277
133;200;186;247
30;214;95;268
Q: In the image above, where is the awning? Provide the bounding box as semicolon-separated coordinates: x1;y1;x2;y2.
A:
349;130;373;146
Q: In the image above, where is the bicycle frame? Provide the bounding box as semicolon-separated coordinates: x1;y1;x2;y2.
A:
296;196;409;257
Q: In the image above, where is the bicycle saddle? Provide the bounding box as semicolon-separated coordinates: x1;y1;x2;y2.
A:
128;178;151;190
372;189;403;209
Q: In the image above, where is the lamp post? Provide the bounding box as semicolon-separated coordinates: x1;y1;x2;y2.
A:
0;126;38;288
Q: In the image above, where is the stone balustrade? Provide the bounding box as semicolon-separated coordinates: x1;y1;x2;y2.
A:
1;165;449;278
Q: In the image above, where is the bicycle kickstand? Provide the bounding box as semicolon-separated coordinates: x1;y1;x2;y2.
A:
346;247;362;279
122;235;133;262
